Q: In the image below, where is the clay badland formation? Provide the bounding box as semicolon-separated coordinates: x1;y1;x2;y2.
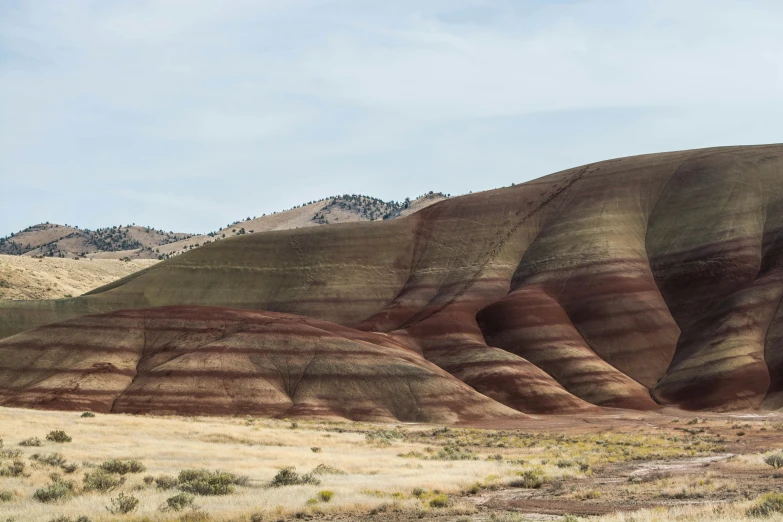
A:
1;144;783;421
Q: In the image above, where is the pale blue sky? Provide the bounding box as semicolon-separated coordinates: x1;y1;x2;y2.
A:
1;0;782;236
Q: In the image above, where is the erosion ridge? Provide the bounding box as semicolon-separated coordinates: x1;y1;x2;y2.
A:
2;144;783;420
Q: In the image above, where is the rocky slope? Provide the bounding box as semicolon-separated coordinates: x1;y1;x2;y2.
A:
2;145;782;419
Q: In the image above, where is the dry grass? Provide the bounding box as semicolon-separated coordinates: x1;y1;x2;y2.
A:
1;407;781;521
0;255;156;300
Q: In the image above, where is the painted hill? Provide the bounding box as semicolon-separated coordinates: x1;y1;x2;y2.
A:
2;145;782;419
0;306;522;423
0;255;157;300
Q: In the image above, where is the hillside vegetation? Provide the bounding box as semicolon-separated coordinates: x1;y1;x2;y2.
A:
0;192;448;260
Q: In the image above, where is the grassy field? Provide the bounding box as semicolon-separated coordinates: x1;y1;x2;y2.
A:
2;407;783;521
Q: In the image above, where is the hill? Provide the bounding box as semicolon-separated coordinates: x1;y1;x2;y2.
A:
2;145;782;420
0;223;193;258
0;255;157;300
0;192;448;260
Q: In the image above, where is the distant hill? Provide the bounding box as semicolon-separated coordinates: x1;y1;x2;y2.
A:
0;255;157;300
0;192;448;260
0;224;193;259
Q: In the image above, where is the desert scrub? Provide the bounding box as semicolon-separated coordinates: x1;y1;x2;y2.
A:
165;492;196;511
0;490;13;502
429;494;449;508
80;412;95;418
764;451;783;469
107;492;139;514
365;429;405;446
48;517;91;522
46;430;72;443
317;490;334;502
0;460;25;477
33;475;75;503
19;437;42;447
155;474;179;490
83;469;125;492
269;467;321;487
509;469;546;489
31;452;66;467
178;469;248;495
748;492;783;517
311;463;345;475
99;458;146;474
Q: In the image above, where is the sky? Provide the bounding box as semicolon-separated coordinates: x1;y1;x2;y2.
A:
1;0;782;237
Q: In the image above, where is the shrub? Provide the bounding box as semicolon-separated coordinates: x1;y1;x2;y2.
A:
166;492;195;511
556;459;574;468
748;492;783;517
178;469;247;495
317;490;334;502
509;469;545;489
31;453;66;467
143;475;155;485
155;474;179;490
83;469;125;492
765;452;783;469
48;518;91;522
107;492;139;514
0;460;25;477
311;447;321;453
19;437;42;447
269;467;320;487
412;487;425;498
80;412;95;418
0;490;13;502
429;494;449;508
311;463;344;475
61;462;79;474
33;479;74;503
46;430;72;443
99;459;146;475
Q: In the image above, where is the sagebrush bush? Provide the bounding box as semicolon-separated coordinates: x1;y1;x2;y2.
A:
765;452;783;469
107;492;139;514
177;469;247;495
33;478;74;503
83;469;125;492
99;458;146;475
31;453;66;467
318;490;334;502
61;462;79;474
0;490;13;502
748;492;783;517
269;467;320;487
0;460;25;477
19;437;42;447
80;412;95;418
48;517;91;522
311;463;344;475
509;469;545;489
46;430;72;443
429;494;449;508
166;492;195;511
155;474;179;490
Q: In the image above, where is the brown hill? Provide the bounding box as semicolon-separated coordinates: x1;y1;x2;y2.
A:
0;255;157;300
0;223;192;258
0;193;447;260
2;145;783;419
